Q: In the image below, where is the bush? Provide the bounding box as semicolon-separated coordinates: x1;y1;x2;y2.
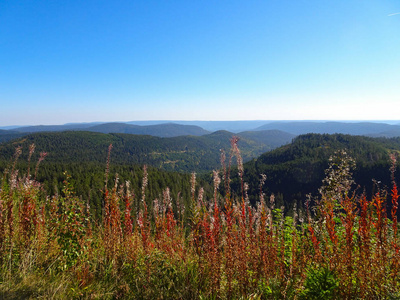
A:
299;267;339;300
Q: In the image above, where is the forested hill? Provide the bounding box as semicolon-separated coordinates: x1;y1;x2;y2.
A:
7;122;210;138
86;122;210;137
0;130;26;143
0;129;293;217
254;121;400;136
242;133;400;211
0;131;208;219
3;131;400;218
0;129;294;173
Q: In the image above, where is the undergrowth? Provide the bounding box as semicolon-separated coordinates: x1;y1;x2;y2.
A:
0;140;400;299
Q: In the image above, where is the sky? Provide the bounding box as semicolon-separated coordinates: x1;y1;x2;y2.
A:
1;0;400;126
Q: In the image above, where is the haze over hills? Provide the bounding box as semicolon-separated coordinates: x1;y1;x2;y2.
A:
2;130;400;216
0;129;27;143
0;129;293;216
367;128;400;138
0;120;270;133
87;122;210;137
9;122;103;132
2;123;400;218
254;121;400;136
0;122;211;143
126;120;270;133
4;122;210;137
2;120;400;138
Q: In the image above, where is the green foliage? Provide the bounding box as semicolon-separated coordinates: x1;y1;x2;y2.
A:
2;134;400;299
56;172;90;270
298;267;339;300
0;130;286;173
243;133;400;212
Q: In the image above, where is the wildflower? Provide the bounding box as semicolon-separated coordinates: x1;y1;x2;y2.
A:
34;151;47;179
197;187;204;208
104;144;112;189
191;172;196;200
27;144;36;178
213;170;221;204
141;165;148;203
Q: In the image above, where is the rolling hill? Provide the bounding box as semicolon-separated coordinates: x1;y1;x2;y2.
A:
12;122;103;132
0;129;293;216
4;120;400;139
4;122;210;138
2;130;400;218
254;121;400;136
86;122;210;137
241;133;400;211
0;129;294;173
0;129;27;143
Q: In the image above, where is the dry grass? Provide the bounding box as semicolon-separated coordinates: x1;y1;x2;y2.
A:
1;142;400;299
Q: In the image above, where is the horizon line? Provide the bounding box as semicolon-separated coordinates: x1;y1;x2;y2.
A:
1;119;400;129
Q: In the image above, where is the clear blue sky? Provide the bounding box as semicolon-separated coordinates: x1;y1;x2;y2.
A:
1;0;400;126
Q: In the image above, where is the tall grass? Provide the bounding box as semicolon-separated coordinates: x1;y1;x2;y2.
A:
0;141;399;299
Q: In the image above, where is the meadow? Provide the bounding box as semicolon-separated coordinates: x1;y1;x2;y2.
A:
1;139;400;299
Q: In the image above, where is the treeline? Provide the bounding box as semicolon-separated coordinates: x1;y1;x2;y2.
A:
0;130;281;216
241;133;400;213
0;131;279;173
0;144;212;220
1;142;400;298
2;132;400;219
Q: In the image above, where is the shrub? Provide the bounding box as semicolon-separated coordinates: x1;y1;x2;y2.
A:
299;267;339;300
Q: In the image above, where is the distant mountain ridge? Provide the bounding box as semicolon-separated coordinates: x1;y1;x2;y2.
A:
254;121;400;136
12;122;103;132
87;122;210;137
2;121;400;140
126;120;270;133
6;122;209;138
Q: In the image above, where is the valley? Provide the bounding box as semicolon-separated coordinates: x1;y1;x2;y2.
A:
1;123;400;217
2;122;400;298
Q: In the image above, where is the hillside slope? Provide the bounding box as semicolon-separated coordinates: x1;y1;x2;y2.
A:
87;122;210;137
255;121;400;136
0;130;293;173
9;122;210;138
242;133;400;210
